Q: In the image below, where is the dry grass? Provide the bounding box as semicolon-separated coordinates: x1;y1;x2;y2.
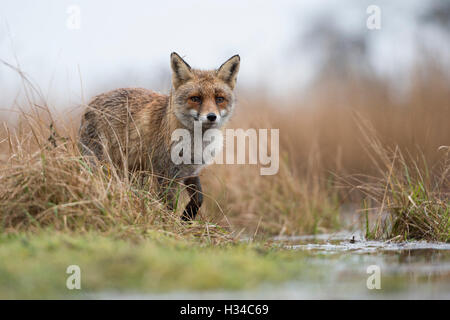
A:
343;115;449;242
202;154;341;236
0;61;449;241
0;107;233;244
201;63;449;240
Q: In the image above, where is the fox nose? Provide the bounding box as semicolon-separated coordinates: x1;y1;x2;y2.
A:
206;113;217;122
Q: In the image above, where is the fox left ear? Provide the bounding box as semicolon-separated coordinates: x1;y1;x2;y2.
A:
217;55;240;89
171;52;193;89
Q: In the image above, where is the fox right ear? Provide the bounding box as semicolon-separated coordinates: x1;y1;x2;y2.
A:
170;52;193;89
217;55;240;89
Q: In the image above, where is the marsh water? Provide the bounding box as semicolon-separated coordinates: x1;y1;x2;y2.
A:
97;232;450;299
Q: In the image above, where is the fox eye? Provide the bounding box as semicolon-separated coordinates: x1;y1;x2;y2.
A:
215;97;225;104
190;96;201;103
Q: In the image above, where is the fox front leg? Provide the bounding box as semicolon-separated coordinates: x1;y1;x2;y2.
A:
182;176;203;221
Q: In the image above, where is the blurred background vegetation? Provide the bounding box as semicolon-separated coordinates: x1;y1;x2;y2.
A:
0;0;449;239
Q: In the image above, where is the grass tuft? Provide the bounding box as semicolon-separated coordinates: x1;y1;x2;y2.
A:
347;115;449;242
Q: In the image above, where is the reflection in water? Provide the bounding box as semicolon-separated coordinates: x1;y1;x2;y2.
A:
93;234;450;299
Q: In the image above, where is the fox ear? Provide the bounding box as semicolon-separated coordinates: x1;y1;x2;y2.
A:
217;55;240;89
171;52;193;89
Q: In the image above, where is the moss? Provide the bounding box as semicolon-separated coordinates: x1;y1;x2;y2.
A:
0;231;310;299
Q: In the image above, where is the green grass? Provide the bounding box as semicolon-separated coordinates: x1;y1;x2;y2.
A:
352;116;450;242
362;151;450;242
0;231;314;299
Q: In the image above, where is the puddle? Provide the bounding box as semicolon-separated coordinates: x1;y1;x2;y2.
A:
94;233;450;299
275;233;450;298
286;237;450;254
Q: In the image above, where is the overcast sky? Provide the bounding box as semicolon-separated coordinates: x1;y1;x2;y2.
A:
0;0;447;108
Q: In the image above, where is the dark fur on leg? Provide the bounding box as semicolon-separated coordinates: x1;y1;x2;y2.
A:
182;176;203;221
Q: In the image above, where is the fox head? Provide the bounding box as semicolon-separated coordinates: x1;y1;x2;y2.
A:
170;52;240;129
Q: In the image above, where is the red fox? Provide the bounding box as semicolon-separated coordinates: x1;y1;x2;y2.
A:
79;52;240;220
